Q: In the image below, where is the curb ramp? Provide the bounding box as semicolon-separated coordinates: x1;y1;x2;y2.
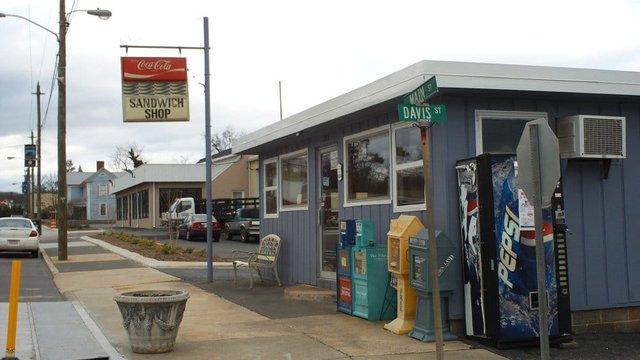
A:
1;301;115;360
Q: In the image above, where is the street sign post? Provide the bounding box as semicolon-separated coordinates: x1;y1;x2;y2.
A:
400;75;445;360
398;104;447;122
516;118;561;360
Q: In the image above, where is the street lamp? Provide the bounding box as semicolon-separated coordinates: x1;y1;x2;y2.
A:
1;5;111;261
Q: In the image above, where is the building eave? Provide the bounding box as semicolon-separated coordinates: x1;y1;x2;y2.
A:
232;59;640;154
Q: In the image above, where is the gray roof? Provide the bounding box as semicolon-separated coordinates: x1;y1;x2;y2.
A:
232;60;640;153
67;172;93;186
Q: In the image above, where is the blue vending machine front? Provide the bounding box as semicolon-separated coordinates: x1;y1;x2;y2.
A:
455;154;571;348
337;220;356;314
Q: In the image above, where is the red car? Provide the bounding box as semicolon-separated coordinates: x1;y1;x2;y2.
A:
177;214;221;242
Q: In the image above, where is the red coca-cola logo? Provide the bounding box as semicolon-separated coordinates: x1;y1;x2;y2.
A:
136;59;173;72
121;57;187;81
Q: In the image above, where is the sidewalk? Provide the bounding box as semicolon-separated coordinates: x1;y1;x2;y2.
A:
40;234;507;360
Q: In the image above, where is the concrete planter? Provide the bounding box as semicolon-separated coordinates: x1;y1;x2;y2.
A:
114;289;189;354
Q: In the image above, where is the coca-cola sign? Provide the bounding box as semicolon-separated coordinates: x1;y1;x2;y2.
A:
121;57;187;81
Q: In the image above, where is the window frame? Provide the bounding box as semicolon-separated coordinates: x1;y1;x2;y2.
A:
343;125;392;207
475;110;548;155
392;122;426;212
98;183;108;196
279;149;309;212
99;203;107;217
263;157;279;218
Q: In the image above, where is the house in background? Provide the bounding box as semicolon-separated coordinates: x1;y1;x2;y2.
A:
112;151;258;229
67;161;118;223
233;60;640;334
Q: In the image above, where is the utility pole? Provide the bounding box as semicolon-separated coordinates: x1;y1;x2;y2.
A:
57;0;68;260
34;83;43;233
30;130;36;216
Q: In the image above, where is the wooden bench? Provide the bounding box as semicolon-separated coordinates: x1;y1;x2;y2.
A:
232;234;282;288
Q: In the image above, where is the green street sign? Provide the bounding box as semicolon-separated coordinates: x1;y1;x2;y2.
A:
403;76;438;105
398;104;447;123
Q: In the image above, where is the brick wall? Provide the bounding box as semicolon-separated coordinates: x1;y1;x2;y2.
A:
572;307;640;333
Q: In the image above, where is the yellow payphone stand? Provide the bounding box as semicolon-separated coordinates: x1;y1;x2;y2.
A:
384;215;424;334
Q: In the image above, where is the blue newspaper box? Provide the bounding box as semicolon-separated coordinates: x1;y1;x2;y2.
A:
408;228;458;342
337;220;356;314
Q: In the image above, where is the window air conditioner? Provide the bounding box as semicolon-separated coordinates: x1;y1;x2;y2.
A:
557;115;626;159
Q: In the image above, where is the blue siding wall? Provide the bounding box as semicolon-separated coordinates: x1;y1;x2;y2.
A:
258;92;640;319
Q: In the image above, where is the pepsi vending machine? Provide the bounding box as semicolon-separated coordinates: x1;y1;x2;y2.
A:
455;154;571;348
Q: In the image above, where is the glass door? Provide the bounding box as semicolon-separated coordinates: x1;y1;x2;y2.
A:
319;146;339;279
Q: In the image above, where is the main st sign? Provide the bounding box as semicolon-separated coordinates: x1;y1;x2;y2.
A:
398;76;447;123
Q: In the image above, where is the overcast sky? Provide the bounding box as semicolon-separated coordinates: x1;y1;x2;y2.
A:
1;0;639;192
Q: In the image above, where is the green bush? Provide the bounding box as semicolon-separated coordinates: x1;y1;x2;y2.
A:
160;243;177;255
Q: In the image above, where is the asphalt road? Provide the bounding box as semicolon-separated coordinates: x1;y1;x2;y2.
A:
0;231;63;303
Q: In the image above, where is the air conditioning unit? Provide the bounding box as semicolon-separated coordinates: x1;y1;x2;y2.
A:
557;115;626;159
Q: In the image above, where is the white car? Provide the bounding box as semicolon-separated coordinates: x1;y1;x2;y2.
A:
0;217;40;258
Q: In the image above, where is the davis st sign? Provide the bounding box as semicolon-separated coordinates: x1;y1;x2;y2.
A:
398;103;447;122
399;76;447;123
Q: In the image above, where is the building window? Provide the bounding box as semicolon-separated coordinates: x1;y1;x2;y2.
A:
132;190;149;219
344;127;390;205
117;196;128;220
475;110;548;154
97;183;108;196
392;124;425;211
280;150;308;210
263;158;278;217
99;203;107;217
232;191;244;199
132;193;139;219
139;190;149;219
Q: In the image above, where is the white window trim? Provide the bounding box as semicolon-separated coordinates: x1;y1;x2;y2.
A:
279;149;309;212
263;157;279;218
475;110;548;155
392;122;426;213
343;125;392;208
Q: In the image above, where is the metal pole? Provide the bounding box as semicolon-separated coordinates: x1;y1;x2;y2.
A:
279;80;283;120
4;260;22;359
419;122;444;360
25;169;31;216
57;0;68;260
35;82;43;234
204;17;214;282
30;130;35;217
529;124;550;360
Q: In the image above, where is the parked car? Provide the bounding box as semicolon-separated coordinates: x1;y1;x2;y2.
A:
177;214;221;242
224;207;260;242
0;217;40;258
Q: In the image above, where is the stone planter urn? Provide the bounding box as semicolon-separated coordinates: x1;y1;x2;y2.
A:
113;289;190;354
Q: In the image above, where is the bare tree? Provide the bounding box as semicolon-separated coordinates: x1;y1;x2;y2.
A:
66;159;76;172
42;171;58;193
111;144;145;171
210;126;246;154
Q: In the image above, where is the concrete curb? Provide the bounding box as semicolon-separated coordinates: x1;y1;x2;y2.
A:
72;301;126;360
